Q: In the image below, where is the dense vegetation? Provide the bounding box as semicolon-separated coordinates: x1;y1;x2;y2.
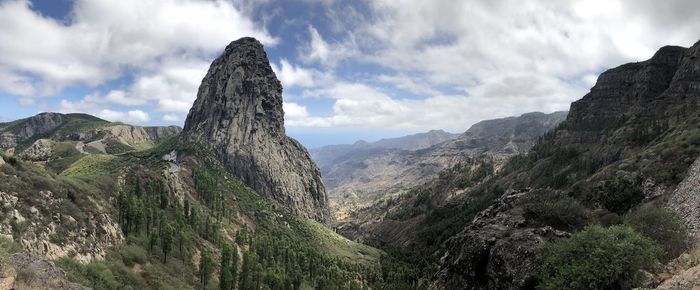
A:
2;140;424;290
538;225;660;290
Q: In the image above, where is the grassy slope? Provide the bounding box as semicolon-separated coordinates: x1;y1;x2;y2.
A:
29;139;386;289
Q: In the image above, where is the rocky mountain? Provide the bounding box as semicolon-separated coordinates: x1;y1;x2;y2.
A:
180;37;331;224
0;38;392;290
319;112;567;210
2;34;698;290
310;129;458;169
430;42;700;289
0;112;180;157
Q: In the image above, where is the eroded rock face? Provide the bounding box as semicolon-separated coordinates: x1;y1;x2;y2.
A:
14;113;65;141
0;113;64;149
0;190;124;263
432;190;569;290
20;139;55;160
8;252;90;289
568;46;685;131
181;37;331;224
667;157;700;239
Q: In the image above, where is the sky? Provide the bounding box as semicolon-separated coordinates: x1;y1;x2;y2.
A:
0;0;699;148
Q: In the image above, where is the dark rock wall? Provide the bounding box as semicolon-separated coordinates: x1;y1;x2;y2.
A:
181;37;332;224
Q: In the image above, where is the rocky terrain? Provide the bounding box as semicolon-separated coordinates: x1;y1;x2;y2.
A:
1;34;699;290
181;37;331;224
0;37;393;290
0;113;181;158
428;41;700;289
319;111;566;219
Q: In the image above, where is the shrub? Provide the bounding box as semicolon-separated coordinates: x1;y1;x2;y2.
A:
0;235;19;260
119;244;148;266
538;225;661;290
589;174;643;214
520;190;588;231
4;156;19;166
596;210;622;227
624;205;689;261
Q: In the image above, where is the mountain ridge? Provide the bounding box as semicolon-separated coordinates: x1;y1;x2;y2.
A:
318;111;568;215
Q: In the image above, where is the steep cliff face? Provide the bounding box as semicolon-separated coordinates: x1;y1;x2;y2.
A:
432;41;700;290
180;37;331;224
0;113;66;148
567;46;685;130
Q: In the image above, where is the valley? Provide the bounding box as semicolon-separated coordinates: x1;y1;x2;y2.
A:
0;35;699;290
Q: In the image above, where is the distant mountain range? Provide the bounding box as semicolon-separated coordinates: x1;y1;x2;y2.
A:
310;111;568;215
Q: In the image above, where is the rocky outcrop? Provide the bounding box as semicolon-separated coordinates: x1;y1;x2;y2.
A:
144;125;181;141
12;113;65;141
102;124;180;147
667;157;700;239
568;46;685;131
180;37;331;224
0;132;17;148
20;139;55;160
0;190;124;263
0;113;65;149
7;252;90;290
432;190;569;290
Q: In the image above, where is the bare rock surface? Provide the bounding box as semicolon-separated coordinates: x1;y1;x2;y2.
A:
20;139;54;160
181;37;331;224
667;156;700;239
8;252;91;290
432;190;569;290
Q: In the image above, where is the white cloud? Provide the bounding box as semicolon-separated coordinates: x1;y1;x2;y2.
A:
162;114;180;122
98;109;150;123
283;102;310;119
301;25;355;66
56;98;151;124
291;80;573;130
0;0;275;100
271;59;316;88
84;90;146;106
376;74;439;96
283;0;700;131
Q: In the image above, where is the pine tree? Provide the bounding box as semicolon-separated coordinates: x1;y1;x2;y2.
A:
239;251;251;290
219;244;234;290
179;230;187;258
160;186;168;209
200;249;214;290
161;223;175;263
149;232;158;252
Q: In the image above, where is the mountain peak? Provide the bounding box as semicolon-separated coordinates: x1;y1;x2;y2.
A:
180;37;331;224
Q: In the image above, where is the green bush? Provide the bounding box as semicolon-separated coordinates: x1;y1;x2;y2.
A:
538;225;661;290
589;174;643;214
0;235;20;260
4;155;19;166
596;210;622;227
520;190;588;231
624;205;689;261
